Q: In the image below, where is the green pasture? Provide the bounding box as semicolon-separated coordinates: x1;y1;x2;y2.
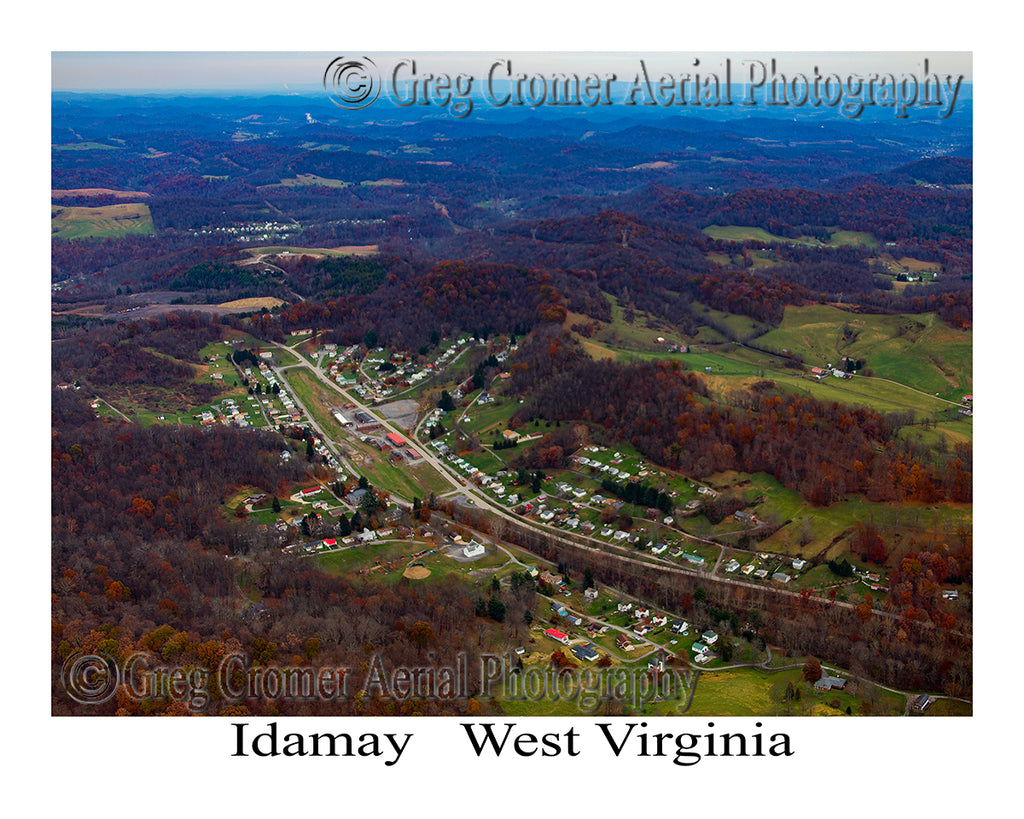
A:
51;203;155;239
758;305;972;398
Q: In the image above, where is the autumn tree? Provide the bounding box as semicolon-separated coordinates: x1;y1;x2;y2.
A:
802;656;823;683
407;621;435;651
304;637;321;662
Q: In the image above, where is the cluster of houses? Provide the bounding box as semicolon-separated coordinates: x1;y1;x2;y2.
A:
691;630;719;663
809;365;852;381
654;337;689;353
281;526;398;555
433;445;497;485
612;598;727;663
320;336;513;404
732;554;808;585
617;601;677;637
855;568;888;592
541;626;600;664
573;450;634;483
194;221;298;242
537;593;727;668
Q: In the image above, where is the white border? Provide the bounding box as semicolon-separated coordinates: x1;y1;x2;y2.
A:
25;2;1012;815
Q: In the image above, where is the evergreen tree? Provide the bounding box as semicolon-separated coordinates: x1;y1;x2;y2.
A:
360;489;379;516
583;566;594;591
487;597;506;623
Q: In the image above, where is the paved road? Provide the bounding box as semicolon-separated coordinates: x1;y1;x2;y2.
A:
268;340;972;642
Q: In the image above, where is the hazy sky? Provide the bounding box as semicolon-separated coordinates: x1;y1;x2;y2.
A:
52;51;972;92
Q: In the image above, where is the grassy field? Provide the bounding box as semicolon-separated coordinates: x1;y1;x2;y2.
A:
703;226;877;250
456;397;521;442
573;294;681;353
758;304;972;400
52;187;149;199
51;203;155;239
281;368;454;500
703;225;820;246
317;539;510;587
93;340;251;427
280;368;349;439
242;245;379;258
217;297;286;310
97;385;223;427
267;174;349;188
685;665;906;716
769;370;961;416
362;453;455;502
828;230;878;248
52;142;121;151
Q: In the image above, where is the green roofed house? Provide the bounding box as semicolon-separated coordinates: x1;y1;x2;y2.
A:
814;673;847;692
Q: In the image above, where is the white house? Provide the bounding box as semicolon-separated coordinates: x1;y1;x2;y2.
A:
463;541;485;558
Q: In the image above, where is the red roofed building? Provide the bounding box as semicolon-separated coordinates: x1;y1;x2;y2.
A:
322;538;337;548
544;628;570;645
386;432;406;447
300;486;321;496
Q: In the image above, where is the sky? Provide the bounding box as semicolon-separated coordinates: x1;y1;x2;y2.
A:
52;51;973;93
